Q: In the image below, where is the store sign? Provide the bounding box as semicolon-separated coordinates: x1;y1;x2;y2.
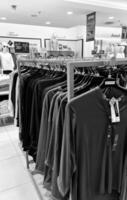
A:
95;27;121;39
96;33;121;39
86;12;96;42
122;26;127;39
14;42;29;53
111;34;121;38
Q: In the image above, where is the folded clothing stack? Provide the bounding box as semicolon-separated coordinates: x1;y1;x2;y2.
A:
0;74;10;92
0;100;14;126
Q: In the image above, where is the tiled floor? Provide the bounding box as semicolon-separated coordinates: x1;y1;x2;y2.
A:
0;125;42;200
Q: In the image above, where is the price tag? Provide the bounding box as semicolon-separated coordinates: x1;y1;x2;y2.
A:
105;80;115;85
109;97;120;123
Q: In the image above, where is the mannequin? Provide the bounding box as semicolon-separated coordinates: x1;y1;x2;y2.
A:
49;34;59;51
106;43;115;58
0;42;14;72
114;45;125;58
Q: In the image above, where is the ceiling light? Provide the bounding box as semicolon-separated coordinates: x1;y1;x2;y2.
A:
0;17;7;20
108;16;114;20
45;21;51;25
67;11;73;15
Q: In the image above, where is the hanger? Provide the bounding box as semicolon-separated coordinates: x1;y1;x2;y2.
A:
99;65;116;88
99;64;127;99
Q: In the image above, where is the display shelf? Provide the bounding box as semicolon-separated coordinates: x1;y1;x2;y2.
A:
44;38;83;58
47;50;74;58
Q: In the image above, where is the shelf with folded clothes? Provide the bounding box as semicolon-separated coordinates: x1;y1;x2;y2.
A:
0;100;14;126
0;73;14;125
0;74;10;97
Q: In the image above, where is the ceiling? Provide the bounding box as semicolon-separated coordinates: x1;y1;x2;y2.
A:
0;0;127;28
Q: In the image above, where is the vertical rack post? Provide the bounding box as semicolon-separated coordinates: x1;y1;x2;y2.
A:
66;60;105;101
67;62;74;102
17;60;22;138
17;60;30;169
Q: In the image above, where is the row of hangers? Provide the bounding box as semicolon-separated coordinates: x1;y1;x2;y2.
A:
73;63;127;96
18;58;127;91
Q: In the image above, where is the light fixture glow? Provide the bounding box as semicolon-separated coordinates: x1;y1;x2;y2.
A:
45;21;51;25
67;11;73;15
108;16;114;20
0;17;7;20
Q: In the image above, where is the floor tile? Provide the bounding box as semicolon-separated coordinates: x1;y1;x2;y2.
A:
0;141;18;161
0;127;7;134
6;130;19;140
0;125;44;199
0;156;31;192
0;183;41;200
0;132;9;144
10;139;24;156
5;125;19;133
18;155;29;168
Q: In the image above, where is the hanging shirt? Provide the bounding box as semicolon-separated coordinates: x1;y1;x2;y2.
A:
58;86;127;200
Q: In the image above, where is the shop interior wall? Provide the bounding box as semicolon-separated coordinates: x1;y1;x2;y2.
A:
68;25;122;57
0;23;122;57
0;23;69;47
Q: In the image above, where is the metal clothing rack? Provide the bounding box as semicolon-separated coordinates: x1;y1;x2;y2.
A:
67;58;127;102
17;57;127;199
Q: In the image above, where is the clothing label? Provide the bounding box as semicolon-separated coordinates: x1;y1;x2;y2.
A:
105;81;115;85
109;97;120;123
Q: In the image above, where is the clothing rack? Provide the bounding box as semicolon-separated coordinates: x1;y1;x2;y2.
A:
67;58;127;101
16;57;127;200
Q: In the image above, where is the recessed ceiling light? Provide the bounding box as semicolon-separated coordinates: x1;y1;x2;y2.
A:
45;21;51;25
0;17;7;20
67;11;73;15
108;16;115;20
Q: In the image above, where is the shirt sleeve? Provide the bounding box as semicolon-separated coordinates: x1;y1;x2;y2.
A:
57;103;77;197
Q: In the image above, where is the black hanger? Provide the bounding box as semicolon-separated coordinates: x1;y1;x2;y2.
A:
99;66;116;88
99;65;127;99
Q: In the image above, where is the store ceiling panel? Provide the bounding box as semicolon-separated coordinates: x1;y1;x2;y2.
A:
0;0;127;28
